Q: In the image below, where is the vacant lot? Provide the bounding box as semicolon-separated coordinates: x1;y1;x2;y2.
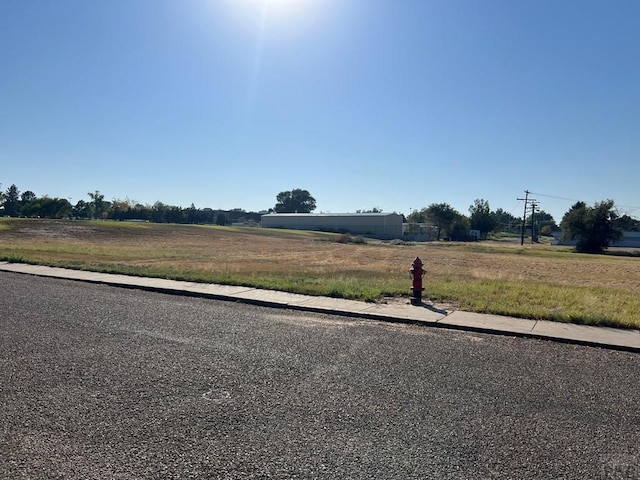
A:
1;218;639;328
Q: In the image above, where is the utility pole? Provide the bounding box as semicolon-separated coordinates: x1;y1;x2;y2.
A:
517;190;537;245
530;201;539;243
518;190;529;246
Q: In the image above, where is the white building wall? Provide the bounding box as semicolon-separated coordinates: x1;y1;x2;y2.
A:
261;213;403;238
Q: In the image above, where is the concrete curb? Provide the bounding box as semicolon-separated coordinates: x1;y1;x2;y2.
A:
1;262;638;353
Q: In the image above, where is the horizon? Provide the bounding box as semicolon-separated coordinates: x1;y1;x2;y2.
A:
3;179;639;225
2;178;639;223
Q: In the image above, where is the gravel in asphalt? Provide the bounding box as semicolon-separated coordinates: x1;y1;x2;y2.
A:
1;272;639;479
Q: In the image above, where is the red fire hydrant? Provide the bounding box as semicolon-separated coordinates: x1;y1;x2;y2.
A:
409;257;425;306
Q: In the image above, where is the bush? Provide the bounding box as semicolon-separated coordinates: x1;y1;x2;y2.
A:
335;233;367;244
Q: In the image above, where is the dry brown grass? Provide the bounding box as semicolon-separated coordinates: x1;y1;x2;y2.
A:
1;218;639;327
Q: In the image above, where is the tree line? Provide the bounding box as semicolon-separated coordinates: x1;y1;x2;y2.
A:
2;183;638;253
404;199;558;241
404;198;638;252
268;189;639;252
0;184;261;226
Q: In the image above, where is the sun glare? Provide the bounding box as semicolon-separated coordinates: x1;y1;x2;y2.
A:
227;0;323;27
262;0;304;6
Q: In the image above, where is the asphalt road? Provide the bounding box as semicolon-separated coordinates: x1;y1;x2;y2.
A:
1;272;638;480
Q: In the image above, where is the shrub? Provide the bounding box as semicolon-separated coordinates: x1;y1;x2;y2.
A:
335;233;367;244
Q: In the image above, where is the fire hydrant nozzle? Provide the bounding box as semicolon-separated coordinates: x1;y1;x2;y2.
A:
409;256;425;306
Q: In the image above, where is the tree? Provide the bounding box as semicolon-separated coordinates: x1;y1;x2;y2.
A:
468;199;497;239
151;201;168;223
450;215;472;241
560;200;623;253
424;203;461;240
166;206;185;224
404;209;422;235
615;214;640;232
526;210;557;236
20;190;37;209
274;189;316;213
21;196;72;218
185;204;199;224
73;200;93;219
3;184;21;216
493;208;520;234
405;209;423;224
87;191;107;219
109;198;138;221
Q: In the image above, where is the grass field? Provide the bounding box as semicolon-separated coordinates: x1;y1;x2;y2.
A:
1;218;639;329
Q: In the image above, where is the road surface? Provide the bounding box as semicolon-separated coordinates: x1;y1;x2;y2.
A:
1;272;638;479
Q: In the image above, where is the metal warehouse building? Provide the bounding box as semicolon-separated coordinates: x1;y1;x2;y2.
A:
261;213;404;239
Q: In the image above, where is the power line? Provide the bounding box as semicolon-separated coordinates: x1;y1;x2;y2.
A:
531;191;640;212
529;192;581;203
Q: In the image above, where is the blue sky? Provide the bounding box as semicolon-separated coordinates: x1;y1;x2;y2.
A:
1;0;639;222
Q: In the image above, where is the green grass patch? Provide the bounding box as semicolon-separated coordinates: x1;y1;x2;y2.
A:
427;278;640;328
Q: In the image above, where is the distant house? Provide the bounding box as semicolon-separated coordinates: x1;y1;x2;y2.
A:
611;231;640;248
261;212;404;239
552;231;640;248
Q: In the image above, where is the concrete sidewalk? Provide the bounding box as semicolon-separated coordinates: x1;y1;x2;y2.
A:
2;262;638;353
